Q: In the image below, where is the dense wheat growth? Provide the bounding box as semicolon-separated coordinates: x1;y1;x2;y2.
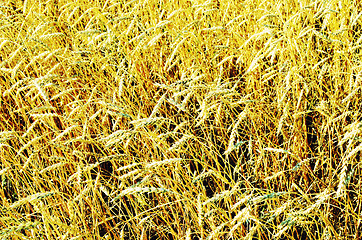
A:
1;0;362;239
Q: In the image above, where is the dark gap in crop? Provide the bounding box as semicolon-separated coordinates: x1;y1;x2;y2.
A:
305;109;318;162
291;225;309;240
189;158;203;174
329;198;344;231
353;21;362;55
166;59;181;80
226;57;246;80
148;228;175;240
203;176;217;198
12;110;27;132
1;174;18;203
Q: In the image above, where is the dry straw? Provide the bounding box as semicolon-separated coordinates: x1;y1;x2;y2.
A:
0;0;361;239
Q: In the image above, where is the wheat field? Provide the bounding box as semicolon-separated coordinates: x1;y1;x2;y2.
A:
0;0;362;239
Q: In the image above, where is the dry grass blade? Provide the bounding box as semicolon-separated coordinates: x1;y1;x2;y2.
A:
10;192;56;209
